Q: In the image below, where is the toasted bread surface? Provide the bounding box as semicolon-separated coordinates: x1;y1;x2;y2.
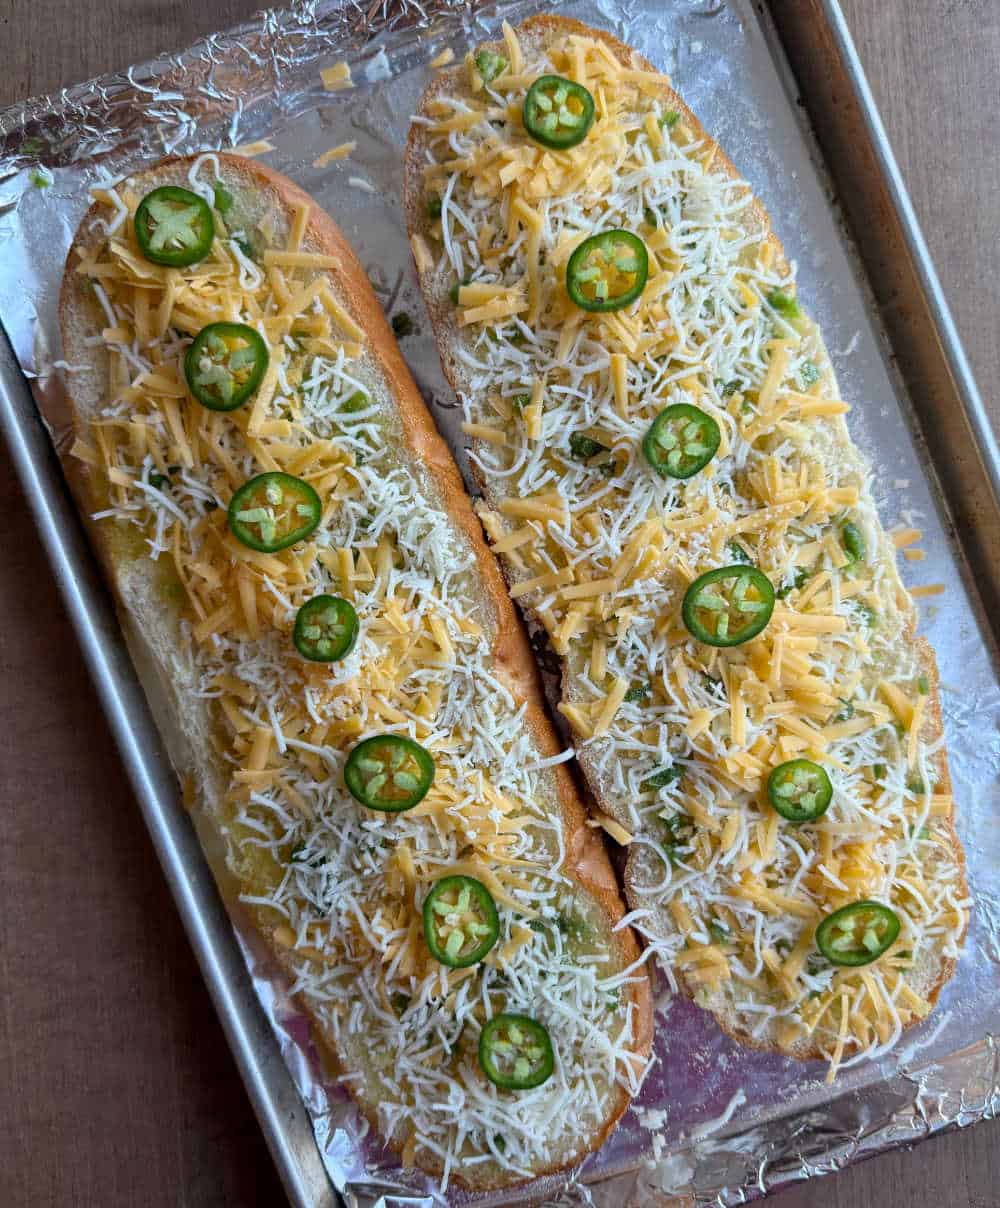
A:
61;150;651;1190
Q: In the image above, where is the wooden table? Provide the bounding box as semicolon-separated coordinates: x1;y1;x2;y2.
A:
1;2;997;1205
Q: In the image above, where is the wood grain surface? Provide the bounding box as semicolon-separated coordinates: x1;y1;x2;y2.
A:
0;2;997;1205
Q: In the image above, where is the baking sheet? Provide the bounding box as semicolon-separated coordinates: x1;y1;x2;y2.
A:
1;0;998;1203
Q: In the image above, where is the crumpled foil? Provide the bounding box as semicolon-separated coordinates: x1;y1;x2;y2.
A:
1;1;998;1204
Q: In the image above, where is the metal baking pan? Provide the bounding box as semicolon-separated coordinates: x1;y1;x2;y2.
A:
771;0;1000;630
1;1;997;1203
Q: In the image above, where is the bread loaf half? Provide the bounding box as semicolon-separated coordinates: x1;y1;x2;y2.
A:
61;150;652;1190
404;15;967;1077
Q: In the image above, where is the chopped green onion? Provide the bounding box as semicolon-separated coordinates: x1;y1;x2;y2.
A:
767;288;801;319
799;359;820;386
841;521;865;564
856;601;877;628
213;182;233;213
641;765;683;792
569;432;610;460
657;810;691;865
776;567;809;598
556;912;594;943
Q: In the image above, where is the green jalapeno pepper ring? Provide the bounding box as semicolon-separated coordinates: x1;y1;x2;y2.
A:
566;230;648;313
184;322;269;412
523;75;595;150
422;875;500;968
344;734;435;812
134;185;214;267
293;595;358;663
227;472;322;553
643;403;721;479
767;758;833;822
478;1012;554;1090
682;565;775;647
815;900;901;967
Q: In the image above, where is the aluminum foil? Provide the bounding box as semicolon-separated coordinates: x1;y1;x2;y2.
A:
2;1;999;1203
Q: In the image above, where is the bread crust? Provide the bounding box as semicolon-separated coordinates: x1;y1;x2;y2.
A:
59;151;651;1191
404;15;967;1066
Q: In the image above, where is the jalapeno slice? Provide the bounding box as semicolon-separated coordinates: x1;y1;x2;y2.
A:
566;230;648;313
344;734;435;812
422;875;500;968
682;565;775;647
227;472;321;553
815;901;901;967
523;75;595;150
643;403;721;479
767;758;833;822
134;186;214;267
293;595;358;663
184;322;269;412
478;1013;554;1090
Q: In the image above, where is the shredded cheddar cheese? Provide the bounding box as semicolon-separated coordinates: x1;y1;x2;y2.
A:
320;61;353;91
313;142;356;168
232;139;275;158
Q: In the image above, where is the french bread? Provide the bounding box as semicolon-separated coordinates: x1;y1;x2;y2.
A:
404;16;968;1077
60;150;652;1190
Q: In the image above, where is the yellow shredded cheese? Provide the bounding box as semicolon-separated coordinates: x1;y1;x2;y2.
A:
313;142;356;168
320;61;353;91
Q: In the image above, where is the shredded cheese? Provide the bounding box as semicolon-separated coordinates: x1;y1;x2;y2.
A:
313;142;356;168
320;61;353;91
